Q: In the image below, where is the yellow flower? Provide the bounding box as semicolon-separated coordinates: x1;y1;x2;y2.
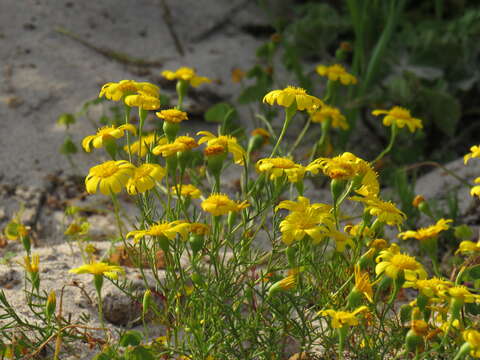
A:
197;131;246;165
315;64;357;85
201;193;249;216
412;195;426;208
69;262;125;280
126;220;191;243
320;306;368;329
398;218;452;242
309;105;349;130
99;80;140;101
256;157;309;183
411;319;429;337
231;68;246;83
441;286;480;304
64;221;89;236
350;194;406;227
275;196;331;214
152;136;198;157
309;152;379;196
372;106;423;133
82;124;137;153
251;128;270;143
322;226;354;252
353;264;374;303
4;221;29;240
277;197;334;245
23;254;40;274
464;145;480;164
189;223;210;236
263;86;323;111
161;67;211;87
136;82;161;97
376;244;427;281
456;239;480;255
156;109;188;123
171;184;202;199
404;277;452;298
471;177;480;198
126;163;166;195
462;329;480;358
344;223;374;239
124;91;161;110
99;80;160;102
85;160;135;195
124;133;166;157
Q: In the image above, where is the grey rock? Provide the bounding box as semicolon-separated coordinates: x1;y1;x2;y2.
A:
0;268;20;288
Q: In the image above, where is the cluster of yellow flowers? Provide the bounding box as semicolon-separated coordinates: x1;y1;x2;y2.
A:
60;63;480;360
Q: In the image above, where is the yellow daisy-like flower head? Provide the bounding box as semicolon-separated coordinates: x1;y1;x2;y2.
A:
398;218;452;242
161;67;211;87
126;163;166;195
251;128;271;144
152;136;198;157
310;152;379;196
309;104;349;130
411;320;429;337
441;285;480;304
350;194;406;227
99;80;139;101
456;239;480;255
171;184;202;199
136;82;160;98
275;196;331;214
156;109;188;124
85;160;135;196
256;157;307;183
404;277;452;298
189;222;210;236
462;330;480;358
376;244;427;281
124;133;166;158
464;145;480;164
201;193;249;216
82;124;137;153
126;220;191;243
315;64;357;85
197;131;246;165
124;91;161;110
263;86;324;111
277;198;334;245
23;254;40;274
353;264;374;303
320;306;368;329
69;262;125;280
372;106;423;133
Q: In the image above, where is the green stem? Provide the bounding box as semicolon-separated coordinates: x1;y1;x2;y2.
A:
138;108;148;164
372;123;397;165
270;105;296;157
288;118;311;156
110;193;124;239
124;105;133;163
309;119;331;162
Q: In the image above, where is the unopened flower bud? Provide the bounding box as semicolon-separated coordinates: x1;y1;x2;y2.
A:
142;289;152;317
45;290;56;321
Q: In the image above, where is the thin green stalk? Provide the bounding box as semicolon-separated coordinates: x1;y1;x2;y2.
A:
270;105;296;157
288;118;311;156
372;123;397;165
124;105;133;163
